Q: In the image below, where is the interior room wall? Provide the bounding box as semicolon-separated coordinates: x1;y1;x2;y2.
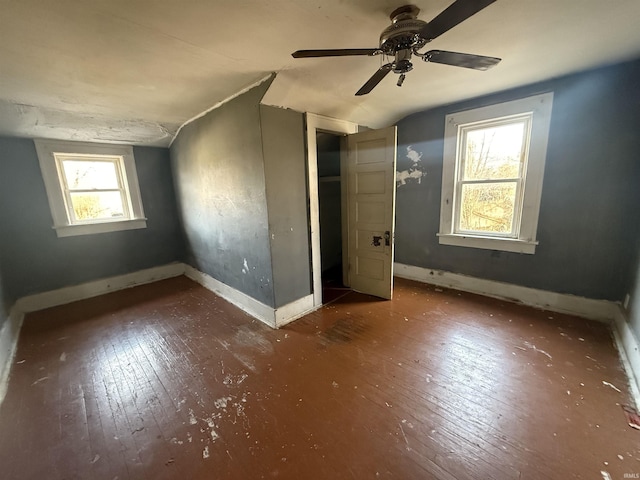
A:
0;260;9;330
627;238;640;339
394;58;640;302
170;77;314;311
170;81;277;307
0;137;184;304
260;105;312;308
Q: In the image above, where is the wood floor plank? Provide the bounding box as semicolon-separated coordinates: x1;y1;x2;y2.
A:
0;275;638;479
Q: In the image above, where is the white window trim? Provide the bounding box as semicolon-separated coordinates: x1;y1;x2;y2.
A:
34;139;147;237
438;92;554;254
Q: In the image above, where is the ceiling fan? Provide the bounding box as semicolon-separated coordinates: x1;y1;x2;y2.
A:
291;0;501;95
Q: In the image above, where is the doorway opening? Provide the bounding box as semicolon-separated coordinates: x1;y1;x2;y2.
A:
316;132;349;304
305;113;358;309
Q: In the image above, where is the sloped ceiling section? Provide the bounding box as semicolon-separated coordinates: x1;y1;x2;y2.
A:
1;0;640;146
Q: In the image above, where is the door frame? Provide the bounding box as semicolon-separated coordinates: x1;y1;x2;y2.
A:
306;113;358;308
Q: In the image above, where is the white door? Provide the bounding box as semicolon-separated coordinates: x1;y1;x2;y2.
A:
346;127;397;299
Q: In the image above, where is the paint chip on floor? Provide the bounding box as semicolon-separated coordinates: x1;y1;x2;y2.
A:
602;381;621;393
188;409;198;425
622;404;640;430
31;376;49;386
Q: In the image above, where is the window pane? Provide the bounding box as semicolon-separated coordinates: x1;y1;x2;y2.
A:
463;122;526;180
458;182;517;234
61;159;120;190
69;192;125;221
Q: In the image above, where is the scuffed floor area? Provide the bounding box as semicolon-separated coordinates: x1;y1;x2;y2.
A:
0;276;638;479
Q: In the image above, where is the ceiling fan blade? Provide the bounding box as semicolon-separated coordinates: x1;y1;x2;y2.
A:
425;50;501;70
421;0;497;41
292;49;380;58
355;64;393;96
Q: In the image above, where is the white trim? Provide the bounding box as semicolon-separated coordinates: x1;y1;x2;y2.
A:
0;262;317;406
169;74;274;147
275;294;315;328
54;218;147;237
437;233;537;254
0;263;183;408
394;262;640;408
394;263;617;323
0;306;24;405
184;265;317;329
16;263;184;313
305;113;358;308
34;139;147;237
612;306;640;409
439;93;554;254
184;265;274;327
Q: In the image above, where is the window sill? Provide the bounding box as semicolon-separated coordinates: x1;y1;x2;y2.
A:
54;219;147;237
437;233;537;254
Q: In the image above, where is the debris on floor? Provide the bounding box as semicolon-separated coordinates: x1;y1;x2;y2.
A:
621;404;640;430
602;381;621;393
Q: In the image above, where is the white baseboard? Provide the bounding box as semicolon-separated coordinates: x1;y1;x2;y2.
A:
15;263;185;313
0;305;25;405
275;294;316;328
612;306;640;409
184;265;315;329
0;263;184;407
395;263;640;407
394;263;618;323
184;265;275;327
0;261;314;407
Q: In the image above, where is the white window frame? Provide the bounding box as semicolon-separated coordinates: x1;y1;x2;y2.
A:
35;139;147;237
438;92;553;254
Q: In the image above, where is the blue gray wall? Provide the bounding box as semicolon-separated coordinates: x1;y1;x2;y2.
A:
627;238;640;340
170;81;312;309
0;137;184;307
170;81;274;306
394;58;640;301
260;105;311;307
0;259;9;329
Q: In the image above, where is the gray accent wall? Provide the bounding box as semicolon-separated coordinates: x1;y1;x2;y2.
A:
170;82;274;306
0;137;184;301
0;259;9;330
170;80;312;310
394;59;640;301
628;238;640;340
260;105;311;307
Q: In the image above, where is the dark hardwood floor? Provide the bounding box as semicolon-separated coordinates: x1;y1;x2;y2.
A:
0;276;638;479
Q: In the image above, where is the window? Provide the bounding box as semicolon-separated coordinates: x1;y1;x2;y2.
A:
35;140;146;237
438;93;553;254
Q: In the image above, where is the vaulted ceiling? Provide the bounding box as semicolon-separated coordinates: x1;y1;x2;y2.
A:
1;0;640;146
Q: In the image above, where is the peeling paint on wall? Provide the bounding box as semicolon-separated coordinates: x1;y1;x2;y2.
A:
396;145;426;187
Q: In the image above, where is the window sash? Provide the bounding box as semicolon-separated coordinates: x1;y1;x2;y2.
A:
54;154;132;225
35;139;147;237
452;114;532;239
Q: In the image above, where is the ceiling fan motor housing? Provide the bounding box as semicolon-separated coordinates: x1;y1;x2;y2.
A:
379;5;429;55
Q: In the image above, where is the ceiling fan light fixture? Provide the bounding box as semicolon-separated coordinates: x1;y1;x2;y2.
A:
393;49;414;74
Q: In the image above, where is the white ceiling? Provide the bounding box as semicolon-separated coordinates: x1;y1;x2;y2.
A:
1;0;640;147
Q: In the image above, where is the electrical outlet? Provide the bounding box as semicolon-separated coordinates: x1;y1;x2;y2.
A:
623;293;631;310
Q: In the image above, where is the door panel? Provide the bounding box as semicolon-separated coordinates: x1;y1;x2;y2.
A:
346;127;397;299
